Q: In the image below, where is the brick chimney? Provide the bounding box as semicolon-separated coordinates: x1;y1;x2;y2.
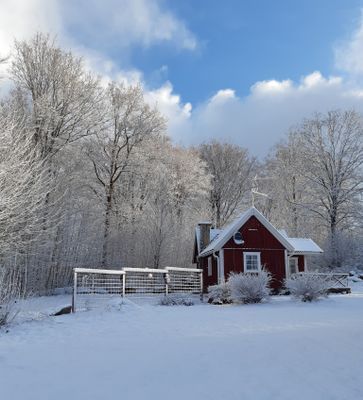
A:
198;221;212;252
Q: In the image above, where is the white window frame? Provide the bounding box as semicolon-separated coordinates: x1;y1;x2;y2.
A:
207;256;212;277
243;252;261;272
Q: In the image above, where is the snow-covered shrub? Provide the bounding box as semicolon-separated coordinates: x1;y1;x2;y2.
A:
285;273;331;302
228;270;272;304
159;294;194;306
208;282;232;305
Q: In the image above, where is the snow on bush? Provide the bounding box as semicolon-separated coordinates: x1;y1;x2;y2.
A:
228;270;272;304
285;273;331;302
208;282;232;305
159;294;194;306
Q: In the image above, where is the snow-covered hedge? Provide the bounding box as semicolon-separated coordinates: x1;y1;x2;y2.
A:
285;273;331;302
228;270;272;304
208;282;232;305
159;294;194;306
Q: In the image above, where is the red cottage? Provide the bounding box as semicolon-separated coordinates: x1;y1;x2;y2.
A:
193;207;323;291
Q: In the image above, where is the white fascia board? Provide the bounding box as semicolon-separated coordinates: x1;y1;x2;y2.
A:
199;207;294;257
199;210;251;257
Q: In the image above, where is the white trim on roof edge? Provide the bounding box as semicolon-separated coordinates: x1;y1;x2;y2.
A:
199;207;295;257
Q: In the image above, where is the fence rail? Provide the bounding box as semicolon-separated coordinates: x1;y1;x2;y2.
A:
72;267;203;312
295;272;350;292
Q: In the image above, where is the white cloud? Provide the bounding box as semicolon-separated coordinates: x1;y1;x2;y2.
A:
62;0;197;51
0;0;197;102
210;89;236;103
0;0;197;57
0;0;61;83
77;48;144;87
0;0;61;57
2;1;363;158
165;71;363;157
251;79;292;96
335;10;363;74
145;81;192;135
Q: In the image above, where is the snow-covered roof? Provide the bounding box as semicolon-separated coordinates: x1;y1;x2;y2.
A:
285;238;323;254
198;207;295;257
197;207;323;257
279;230;323;254
195;226;223;254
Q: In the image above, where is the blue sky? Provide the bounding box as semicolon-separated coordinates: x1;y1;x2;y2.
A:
134;0;362;103
2;0;363;156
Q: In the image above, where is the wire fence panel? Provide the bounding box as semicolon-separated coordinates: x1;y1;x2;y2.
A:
73;268;125;311
72;267;203;311
123;268;167;296
166;267;203;295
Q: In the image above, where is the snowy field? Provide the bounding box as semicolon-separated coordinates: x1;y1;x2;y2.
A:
1;283;363;400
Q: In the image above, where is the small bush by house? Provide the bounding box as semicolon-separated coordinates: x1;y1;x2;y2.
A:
228;269;272;304
285;273;331;302
208;282;232;305
159;294;194;306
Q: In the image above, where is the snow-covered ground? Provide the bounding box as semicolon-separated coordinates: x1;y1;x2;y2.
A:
1;282;363;400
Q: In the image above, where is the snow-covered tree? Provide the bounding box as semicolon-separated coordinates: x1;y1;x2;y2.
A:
87;82;166;267
294;111;363;267
142;144;210;268
199;141;257;227
263;134;319;238
10;33;104;159
0;108;56;257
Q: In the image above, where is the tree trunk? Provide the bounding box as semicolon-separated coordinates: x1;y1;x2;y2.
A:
329;208;339;268
292;175;298;236
102;189;113;268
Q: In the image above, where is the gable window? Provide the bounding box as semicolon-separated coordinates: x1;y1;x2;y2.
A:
243;252;261;272
233;231;244;245
207;256;212;276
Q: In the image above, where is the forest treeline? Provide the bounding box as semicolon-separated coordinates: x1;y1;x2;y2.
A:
0;34;362;295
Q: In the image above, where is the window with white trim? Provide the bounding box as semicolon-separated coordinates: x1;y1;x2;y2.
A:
243;252;261;272
207;256;212;276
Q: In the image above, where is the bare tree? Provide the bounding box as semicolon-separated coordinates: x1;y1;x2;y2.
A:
199;141;257;227
88;82;166;267
7;34;105;289
295;110;363;266
0;109;56;257
10;33;104;159
142;144;210;268
0;104;60;297
264;134;313;236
